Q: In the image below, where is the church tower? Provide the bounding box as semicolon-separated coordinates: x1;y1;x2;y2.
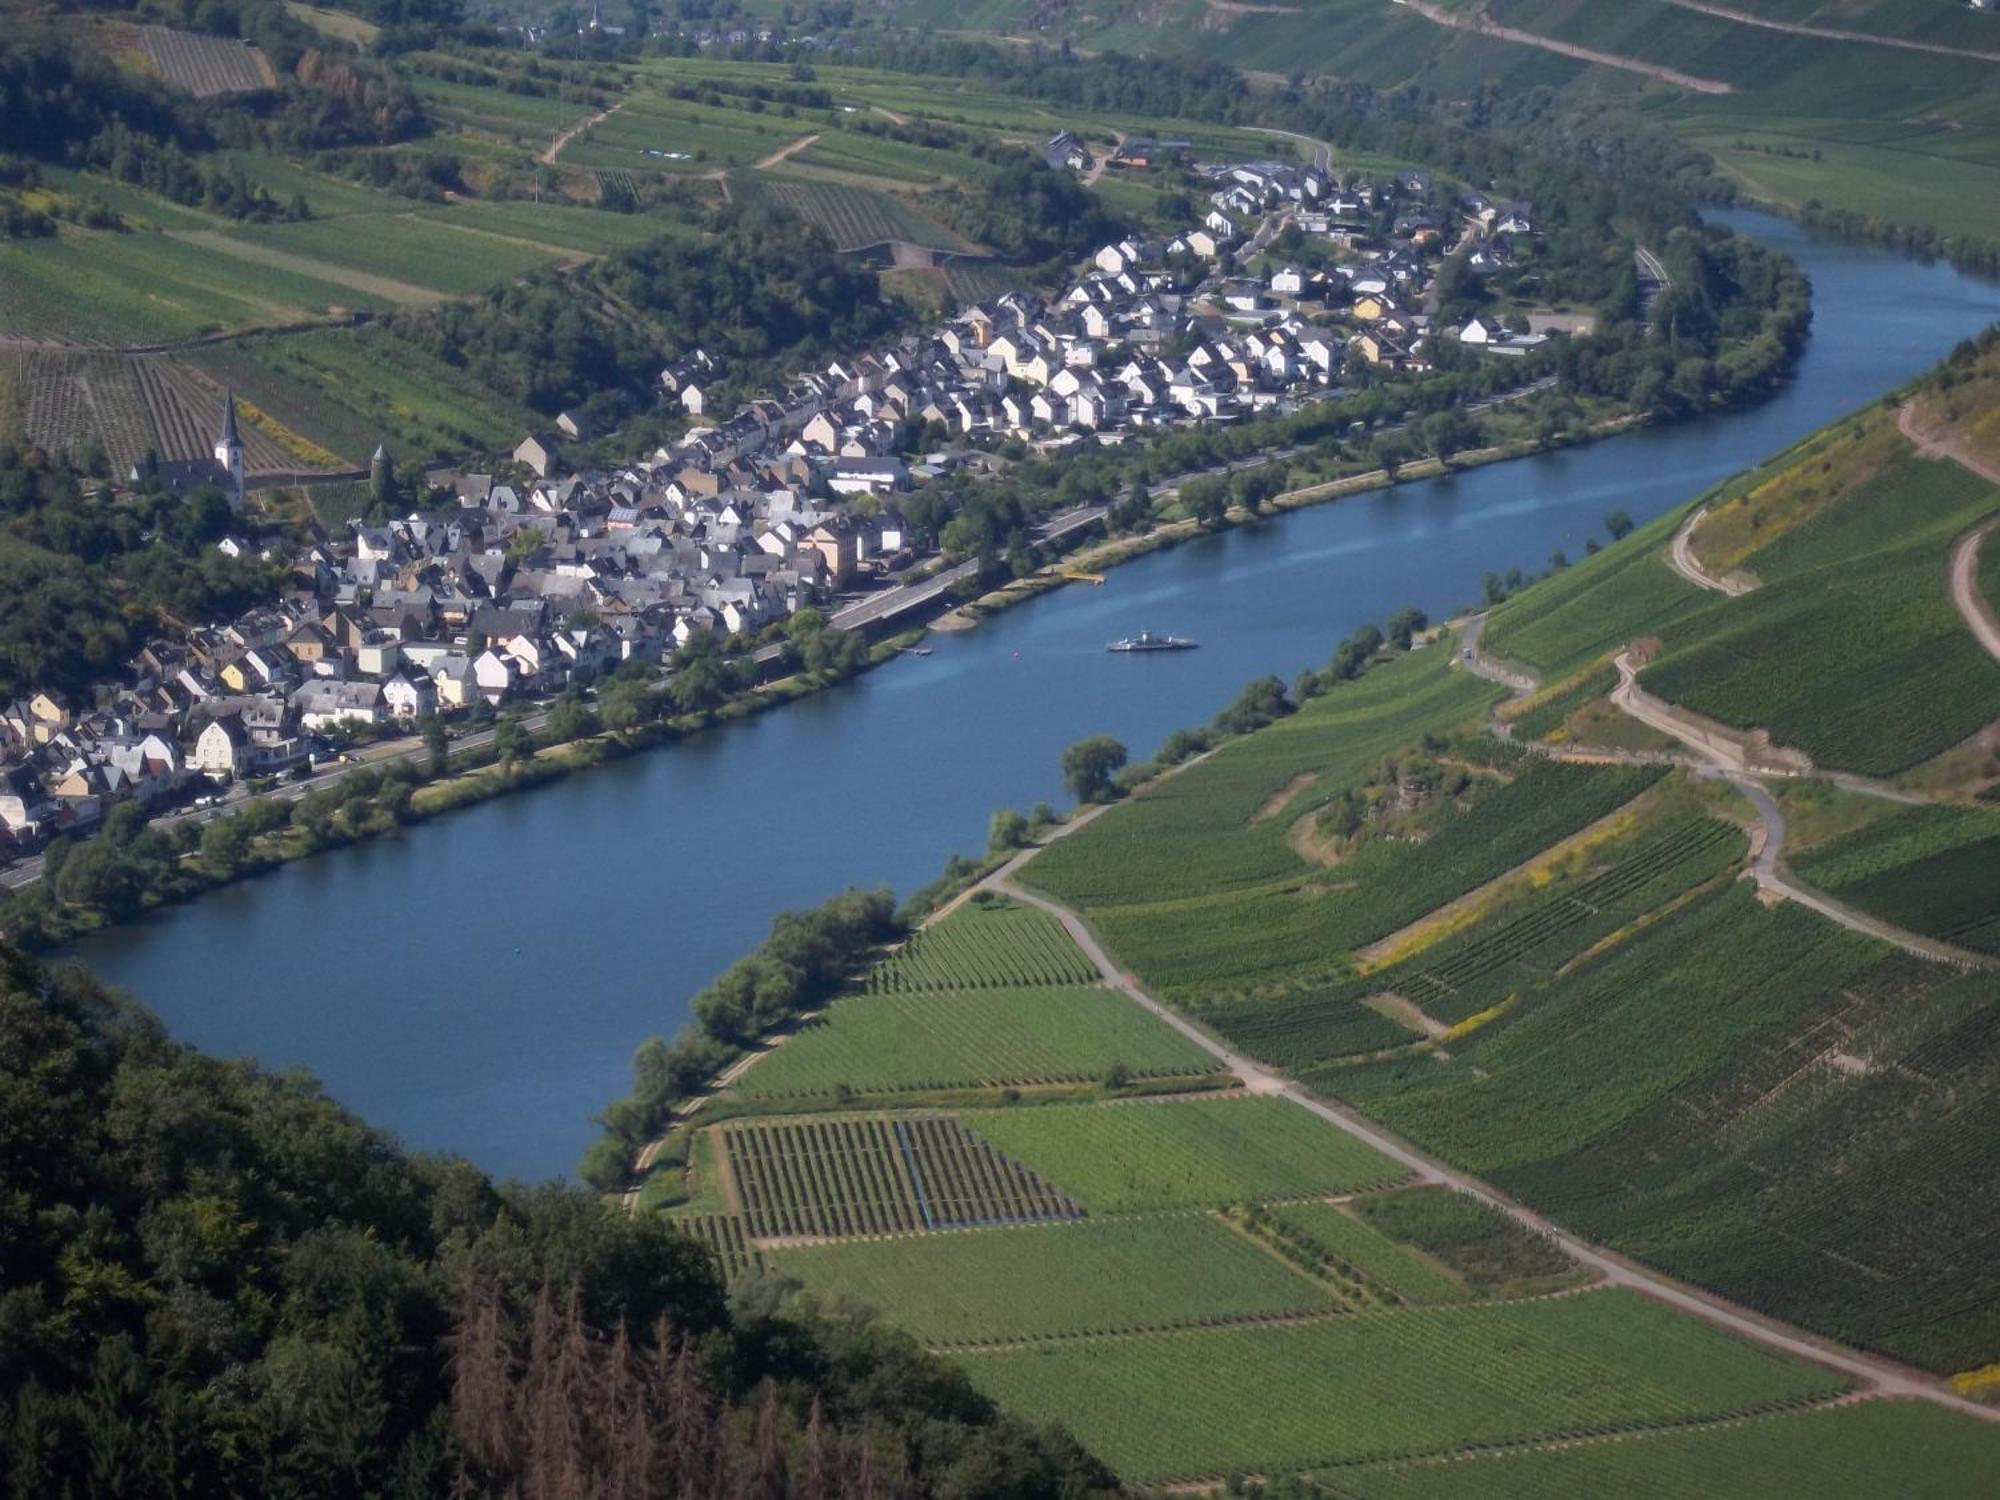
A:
214;388;245;511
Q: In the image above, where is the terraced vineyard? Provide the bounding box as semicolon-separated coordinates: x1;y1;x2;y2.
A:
865;900;1099;992
134;26;274;97
722;1115;1082;1239
732;982;1216;1099
957;1288;1849;1482
771;1214;1338;1345
1264;1200;1468;1308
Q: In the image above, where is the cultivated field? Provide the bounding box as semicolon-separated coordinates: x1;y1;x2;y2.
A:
1324;1397;2000;1499
867;901;1098;992
731;982;1216;1098
720;1115;1082;1238
964;1096;1406;1213
133;26;274;98
771;1214;1337;1344
753;177;975;254
957;1288;1848;1482
1792;802;2000;955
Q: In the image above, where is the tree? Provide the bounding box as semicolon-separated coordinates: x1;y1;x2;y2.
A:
1386;606;1429;650
988;807;1030;853
199;812;252;877
1182;476;1228;529
419;714;448;776
1061;735;1127;804
1603;508;1635;541
493;713;531;765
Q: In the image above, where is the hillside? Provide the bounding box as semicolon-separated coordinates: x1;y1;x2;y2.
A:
0;940;1114;1497
613;331;2000;1488
871;0;2000;253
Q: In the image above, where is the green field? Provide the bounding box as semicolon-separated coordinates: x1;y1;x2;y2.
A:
1024;645;1501;911
772;1213;1335;1343
721;1114;1083;1238
867;900;1099;992
1264;1200;1469;1307
1792;802;2000;954
1323;1397;2000;1499
192;328;535;465
224;213;569;296
1081;758;1663;996
964;1096;1405;1213
1348;1186;1573;1291
733;983;1215;1098
956;1288;1848;1482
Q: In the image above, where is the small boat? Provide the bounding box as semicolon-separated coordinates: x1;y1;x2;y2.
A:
1107;632;1199;653
898;645;934;656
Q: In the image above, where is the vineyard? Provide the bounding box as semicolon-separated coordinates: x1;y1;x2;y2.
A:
731;982;1216;1099
1088;760;1665;997
1348;1187;1574;1292
664;1212;762;1284
756;178;974;254
18;350;316;476
720;1115;1081;1239
956;1287;1848;1482
1641;452;2000;774
134;26;274;98
1025;646;1500;911
1323;1398;2000;1499
870;901;1095;992
1792;802;2000;956
1264;1201;1468;1308
1310;883;2000;1374
965;1097;1405;1214
770;1214;1337;1345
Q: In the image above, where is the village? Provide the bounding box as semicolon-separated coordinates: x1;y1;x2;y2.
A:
0;149;1555;867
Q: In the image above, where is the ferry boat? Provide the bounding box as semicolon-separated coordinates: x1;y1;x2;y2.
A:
1107;631;1199;653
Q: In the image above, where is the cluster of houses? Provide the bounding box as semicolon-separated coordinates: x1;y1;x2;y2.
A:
0;148;1557;861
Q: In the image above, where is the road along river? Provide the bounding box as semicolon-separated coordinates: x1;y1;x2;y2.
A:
72;211;2000;1180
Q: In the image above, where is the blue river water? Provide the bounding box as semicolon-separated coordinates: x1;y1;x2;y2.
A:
72;212;2000;1180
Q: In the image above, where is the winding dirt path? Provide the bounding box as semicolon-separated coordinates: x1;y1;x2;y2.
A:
1898;403;2000;664
542;99;623;166
1664;0;2000;64
1948;517;2000;665
988;862;1995;1418
1609;651;1991;968
1395;0;1736;94
1668;505;1758;596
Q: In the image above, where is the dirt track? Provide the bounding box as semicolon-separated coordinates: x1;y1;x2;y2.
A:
1668;506;1757;596
1898;403;2000;664
1397;0;1735;94
752;133;822;171
1665;0;2000;64
990;857;1995;1420
542;100;623;166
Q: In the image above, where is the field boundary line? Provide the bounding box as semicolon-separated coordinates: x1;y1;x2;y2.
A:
1668;504;1758;596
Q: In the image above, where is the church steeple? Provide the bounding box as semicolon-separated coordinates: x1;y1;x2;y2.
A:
214;387;245;511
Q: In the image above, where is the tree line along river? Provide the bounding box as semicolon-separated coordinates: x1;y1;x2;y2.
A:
71;212;2000;1181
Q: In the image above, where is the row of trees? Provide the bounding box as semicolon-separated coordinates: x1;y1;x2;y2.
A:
586;889;903;1190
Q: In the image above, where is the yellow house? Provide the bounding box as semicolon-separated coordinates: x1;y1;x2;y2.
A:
1351;294;1393;323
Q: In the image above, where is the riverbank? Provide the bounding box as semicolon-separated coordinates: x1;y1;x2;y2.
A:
64;211;2000;1182
8;394;1624;955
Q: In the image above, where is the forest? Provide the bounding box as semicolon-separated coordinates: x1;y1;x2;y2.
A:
0;941;1116;1497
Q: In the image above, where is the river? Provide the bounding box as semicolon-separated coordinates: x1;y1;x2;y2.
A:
72;212;2000;1181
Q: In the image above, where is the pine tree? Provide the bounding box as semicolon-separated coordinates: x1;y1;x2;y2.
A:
800;1396;828;1500
747;1380;788;1500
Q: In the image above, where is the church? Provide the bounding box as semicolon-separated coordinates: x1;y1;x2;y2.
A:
129;388;246;511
